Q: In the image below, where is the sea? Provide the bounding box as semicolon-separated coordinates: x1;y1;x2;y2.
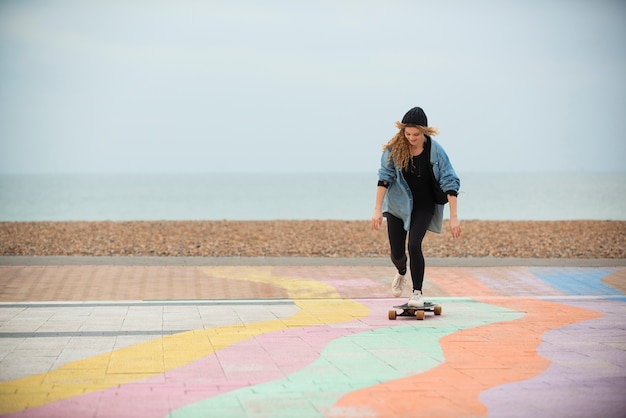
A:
0;172;625;222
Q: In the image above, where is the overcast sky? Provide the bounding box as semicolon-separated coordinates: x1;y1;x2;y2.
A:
1;0;625;174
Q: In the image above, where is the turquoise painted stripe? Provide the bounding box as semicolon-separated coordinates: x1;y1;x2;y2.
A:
168;300;522;418
530;267;622;296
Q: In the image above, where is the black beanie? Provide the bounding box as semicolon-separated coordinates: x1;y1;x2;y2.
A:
401;107;428;126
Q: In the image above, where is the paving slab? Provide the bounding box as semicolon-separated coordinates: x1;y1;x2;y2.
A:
0;257;624;417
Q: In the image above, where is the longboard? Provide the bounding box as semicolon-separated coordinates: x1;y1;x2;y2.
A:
388;302;442;320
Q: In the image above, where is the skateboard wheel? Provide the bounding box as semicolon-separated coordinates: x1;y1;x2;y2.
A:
415;310;425;320
434;305;442;315
388;310;397;320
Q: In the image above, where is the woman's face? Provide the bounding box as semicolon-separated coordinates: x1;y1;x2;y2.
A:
404;127;424;147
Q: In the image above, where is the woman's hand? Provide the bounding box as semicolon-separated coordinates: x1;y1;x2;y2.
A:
447;194;461;238
449;216;461;238
372;210;384;231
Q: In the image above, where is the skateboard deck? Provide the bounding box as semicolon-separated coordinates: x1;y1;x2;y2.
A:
388;302;442;320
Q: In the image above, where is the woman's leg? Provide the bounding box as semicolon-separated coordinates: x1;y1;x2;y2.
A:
385;213;407;275
407;210;434;291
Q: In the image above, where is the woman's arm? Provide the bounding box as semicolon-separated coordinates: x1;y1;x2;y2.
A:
447;194;461;238
372;185;387;231
374;149;395;231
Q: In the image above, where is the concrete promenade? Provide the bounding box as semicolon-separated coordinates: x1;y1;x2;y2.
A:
0;257;625;417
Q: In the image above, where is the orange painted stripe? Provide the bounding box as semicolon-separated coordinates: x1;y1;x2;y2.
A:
333;298;602;417
601;268;626;294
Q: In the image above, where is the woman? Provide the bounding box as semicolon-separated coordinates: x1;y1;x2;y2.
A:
372;106;461;308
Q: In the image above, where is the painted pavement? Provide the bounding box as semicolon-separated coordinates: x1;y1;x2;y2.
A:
0;264;624;417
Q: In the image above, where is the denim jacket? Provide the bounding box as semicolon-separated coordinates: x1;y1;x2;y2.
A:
378;137;460;233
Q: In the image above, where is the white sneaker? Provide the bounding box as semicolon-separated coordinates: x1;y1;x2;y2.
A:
391;273;406;297
407;290;424;308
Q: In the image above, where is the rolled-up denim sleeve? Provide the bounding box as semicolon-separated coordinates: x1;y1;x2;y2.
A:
377;149;396;184
433;143;460;194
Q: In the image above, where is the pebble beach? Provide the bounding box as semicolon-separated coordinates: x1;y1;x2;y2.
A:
1;220;625;258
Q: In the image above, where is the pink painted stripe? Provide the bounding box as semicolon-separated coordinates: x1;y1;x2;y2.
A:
10;299;393;418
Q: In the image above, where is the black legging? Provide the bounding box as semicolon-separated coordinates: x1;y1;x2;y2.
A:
386;210;434;292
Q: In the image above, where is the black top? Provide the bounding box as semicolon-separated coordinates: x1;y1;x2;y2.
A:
402;150;436;214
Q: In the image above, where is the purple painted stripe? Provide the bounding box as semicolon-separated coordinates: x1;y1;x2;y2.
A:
480;298;626;418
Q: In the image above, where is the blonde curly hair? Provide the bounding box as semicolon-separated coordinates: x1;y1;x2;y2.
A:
383;122;439;170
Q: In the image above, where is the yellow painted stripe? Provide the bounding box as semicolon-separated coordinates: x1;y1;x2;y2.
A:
0;267;368;414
